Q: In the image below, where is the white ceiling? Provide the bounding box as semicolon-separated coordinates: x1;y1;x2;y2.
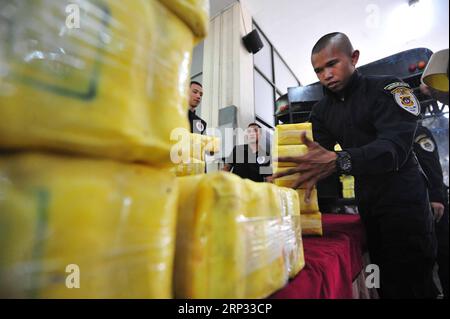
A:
210;0;449;85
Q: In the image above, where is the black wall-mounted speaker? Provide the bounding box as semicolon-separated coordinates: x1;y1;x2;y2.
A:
242;29;264;54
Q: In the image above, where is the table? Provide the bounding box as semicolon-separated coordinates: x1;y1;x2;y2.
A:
271;213;367;299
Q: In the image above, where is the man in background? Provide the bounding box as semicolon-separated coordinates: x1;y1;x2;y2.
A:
188;81;207;135
223;123;271;182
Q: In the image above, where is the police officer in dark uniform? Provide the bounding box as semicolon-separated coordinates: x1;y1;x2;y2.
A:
414;123;449;299
188;81;207;135
272;32;437;298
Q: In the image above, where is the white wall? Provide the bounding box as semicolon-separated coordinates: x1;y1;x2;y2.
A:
241;0;449;85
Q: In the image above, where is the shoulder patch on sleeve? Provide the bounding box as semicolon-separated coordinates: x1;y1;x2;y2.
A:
417;137;435;152
384;82;421;116
414;134;427;143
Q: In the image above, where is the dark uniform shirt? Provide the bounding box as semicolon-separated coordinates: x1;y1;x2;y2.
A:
226;144;271;183
310;71;430;212
414;123;449;299
311;71;420;177
414;125;445;203
188;110;207;135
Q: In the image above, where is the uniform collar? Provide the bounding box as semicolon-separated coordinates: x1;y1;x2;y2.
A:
323;71;362;101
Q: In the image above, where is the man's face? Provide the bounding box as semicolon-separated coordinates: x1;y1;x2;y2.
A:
246;125;260;144
311;44;359;93
189;83;203;108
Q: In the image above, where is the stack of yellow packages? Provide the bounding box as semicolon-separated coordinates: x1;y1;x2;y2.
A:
171;133;220;176
0;0;208;298
273;123;323;236
341;176;355;199
174;172;304;299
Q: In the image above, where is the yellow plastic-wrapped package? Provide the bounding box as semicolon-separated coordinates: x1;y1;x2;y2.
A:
158;0;209;41
275;123;314;145
172;159;205;176
277;187;305;279
0;0;207;166
296;188;320;214
174;173;289;299
173;175;207;298
175;173;247;299
0;152;178;298
203;135;221;154
171;133;221;163
300;212;323;236
273;145;308;167
341;175;355;198
273;167;301;189
242;180;287;299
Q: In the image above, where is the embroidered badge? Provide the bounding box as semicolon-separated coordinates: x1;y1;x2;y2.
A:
385;82;420;116
418;137;435;152
195;121;205;132
257;156;266;165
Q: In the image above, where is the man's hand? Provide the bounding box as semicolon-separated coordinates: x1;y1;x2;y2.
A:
431;202;445;222
271;131;337;202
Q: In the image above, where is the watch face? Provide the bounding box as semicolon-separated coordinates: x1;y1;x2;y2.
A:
343;160;351;171
338;152;352;173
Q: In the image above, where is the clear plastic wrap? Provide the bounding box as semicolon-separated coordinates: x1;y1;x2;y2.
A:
275;123;314;145
0;152;178;298
277;187;305;279
174;172;304;299
241;179;287;299
300;212;323;236
0;0;208;166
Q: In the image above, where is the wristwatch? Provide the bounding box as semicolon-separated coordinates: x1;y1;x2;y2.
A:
336;151;352;175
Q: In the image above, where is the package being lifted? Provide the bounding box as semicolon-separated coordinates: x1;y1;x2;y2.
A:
272;123;323;234
273;145;308;167
0;0;208;166
272;166;301;189
0;152;178;298
174;173;305;299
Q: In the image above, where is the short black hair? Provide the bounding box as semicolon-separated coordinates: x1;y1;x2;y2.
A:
311;32;354;56
247;122;262;129
190;81;202;88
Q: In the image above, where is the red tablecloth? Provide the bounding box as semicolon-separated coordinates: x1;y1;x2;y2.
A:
271;213;366;299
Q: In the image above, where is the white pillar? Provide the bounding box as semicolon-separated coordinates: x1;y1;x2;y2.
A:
200;1;255;131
